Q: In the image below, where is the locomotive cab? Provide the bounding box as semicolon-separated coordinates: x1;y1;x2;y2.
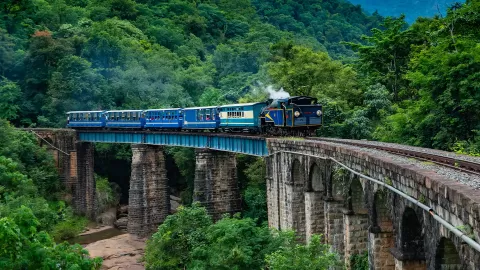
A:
261;96;322;136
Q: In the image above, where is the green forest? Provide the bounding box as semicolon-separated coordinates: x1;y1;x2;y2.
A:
1;0;480;268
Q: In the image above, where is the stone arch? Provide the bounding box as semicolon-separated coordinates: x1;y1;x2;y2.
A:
291;159;303;186
401;207;424;256
349;176;367;214
325;164;347;256
435;237;462;270
309;162;324;192
343;175;369;268
291;158;306;241
331;165;347;200
373;190;393;232
305;161;326;243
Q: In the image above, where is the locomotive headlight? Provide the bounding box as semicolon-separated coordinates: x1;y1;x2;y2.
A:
316;110;322;116
294;111;301;117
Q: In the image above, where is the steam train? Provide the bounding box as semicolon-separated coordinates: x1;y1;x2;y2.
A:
66;96;322;136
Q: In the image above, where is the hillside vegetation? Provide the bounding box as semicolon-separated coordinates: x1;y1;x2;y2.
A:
0;0;382;128
1;0;480;267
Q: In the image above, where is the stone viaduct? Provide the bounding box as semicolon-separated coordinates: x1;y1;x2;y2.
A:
29;129;480;269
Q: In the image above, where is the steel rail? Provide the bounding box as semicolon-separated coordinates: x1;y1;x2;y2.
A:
308;137;480;176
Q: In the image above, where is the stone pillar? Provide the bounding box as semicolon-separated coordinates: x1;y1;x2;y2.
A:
369;232;395;269
74;142;96;219
193;149;241;221
343;213;369;269
128;144;169;237
305;191;324;243
56;131;77;191
325;200;345;257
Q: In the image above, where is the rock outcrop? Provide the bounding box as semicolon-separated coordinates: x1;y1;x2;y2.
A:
85;234;145;270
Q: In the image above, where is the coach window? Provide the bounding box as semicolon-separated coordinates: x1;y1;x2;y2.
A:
132;112;137;121
205;109;210;120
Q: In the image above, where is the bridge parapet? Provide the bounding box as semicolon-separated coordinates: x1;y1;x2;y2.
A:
266;138;480;270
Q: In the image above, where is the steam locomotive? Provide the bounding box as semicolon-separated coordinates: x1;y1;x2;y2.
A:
66;96;322;136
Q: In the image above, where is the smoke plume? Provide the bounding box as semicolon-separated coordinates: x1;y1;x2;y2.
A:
265;85;290;99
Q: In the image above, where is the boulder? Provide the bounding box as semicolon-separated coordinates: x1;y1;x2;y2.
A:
85;234;145;270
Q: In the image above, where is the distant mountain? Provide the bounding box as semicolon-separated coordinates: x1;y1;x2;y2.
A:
346;0;465;23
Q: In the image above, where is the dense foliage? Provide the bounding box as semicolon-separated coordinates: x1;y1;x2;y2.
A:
144;204;340;270
0;0;383;128
2;0;480;267
0;120;101;268
348;0;480;152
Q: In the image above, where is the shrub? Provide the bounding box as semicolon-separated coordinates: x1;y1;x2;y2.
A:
51;209;88;241
96;175;120;213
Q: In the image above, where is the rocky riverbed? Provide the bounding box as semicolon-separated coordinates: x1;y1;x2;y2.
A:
85;234;146;270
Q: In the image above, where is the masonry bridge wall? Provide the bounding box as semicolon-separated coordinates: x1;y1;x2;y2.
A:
31;129;480;269
30;129;242;237
266;139;480;270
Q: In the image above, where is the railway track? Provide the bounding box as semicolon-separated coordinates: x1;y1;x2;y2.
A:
307;137;480;177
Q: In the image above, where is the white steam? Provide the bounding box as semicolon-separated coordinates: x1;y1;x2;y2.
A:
265;85;290;99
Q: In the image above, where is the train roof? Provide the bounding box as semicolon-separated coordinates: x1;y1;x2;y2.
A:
184;106;218;110
105;110;144;112
289;96;317;101
144;108;182;111
66;110;104;114
219;102;266;108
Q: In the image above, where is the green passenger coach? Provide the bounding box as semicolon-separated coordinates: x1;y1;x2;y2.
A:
218;102;267;132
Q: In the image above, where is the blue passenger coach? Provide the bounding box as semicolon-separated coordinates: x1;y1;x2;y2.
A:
219;102;266;132
183;106;220;130
67;111;106;128
144;109;183;130
105;110;146;129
